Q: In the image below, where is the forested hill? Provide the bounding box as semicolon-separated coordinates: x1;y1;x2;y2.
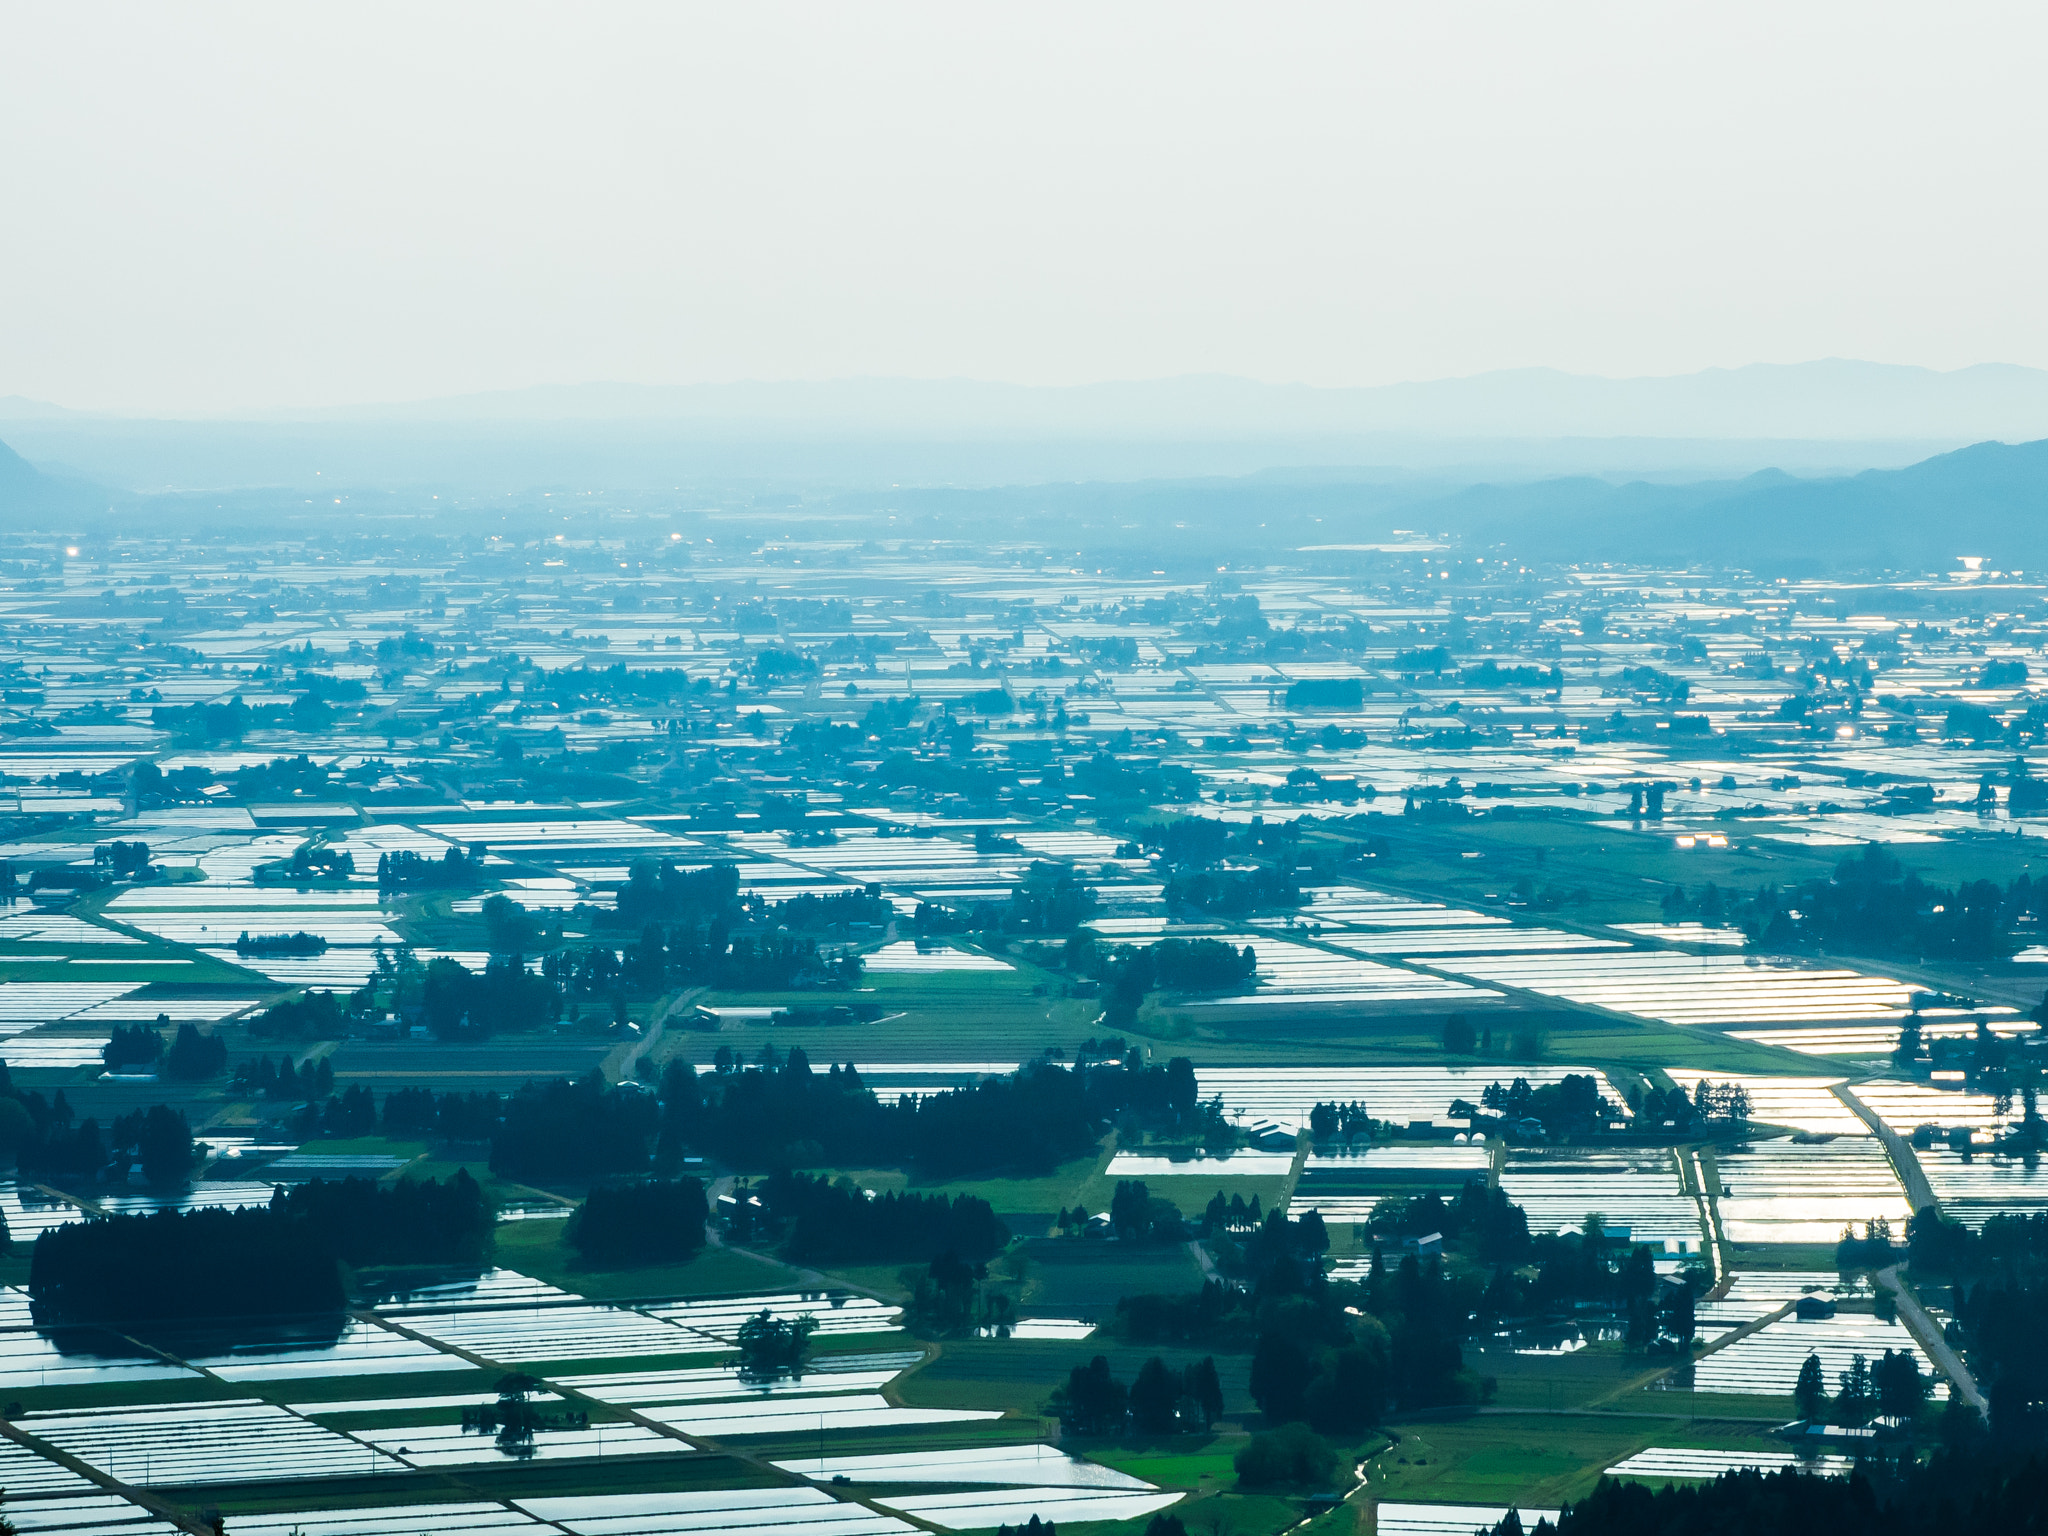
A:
1439;436;2048;570
0;434;97;519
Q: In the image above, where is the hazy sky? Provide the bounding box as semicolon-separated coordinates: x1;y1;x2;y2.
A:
5;2;2046;414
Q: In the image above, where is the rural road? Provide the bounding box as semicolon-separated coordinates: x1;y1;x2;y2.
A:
1877;1264;1985;1414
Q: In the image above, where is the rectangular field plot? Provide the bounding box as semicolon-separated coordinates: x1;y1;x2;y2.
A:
96;1182;281;1220
1694;1271;1846;1342
1730;1020;2034;1057
775;1444;1150;1489
5;1495;183;1536
222;1503;552;1536
515;1487;919;1536
639;1393;1000;1437
1713;1137;1910;1243
0;1432;109;1496
1289;889;1512;930
1500;1149;1704;1247
396;1304;698;1365
1;1034;117;1069
0;1330;201;1392
1847;1081;2018;1136
1613;923;1747;947
1321;926;1625;957
648;1293;903;1345
1197;1066;1627;1132
172;1318;459;1380
357;1421;683;1468
556;1362;906;1407
1607;1447;1852;1480
861;943;1014;973
875;1488;1183;1530
377;1270;580;1312
1190;936;1495;1007
1291;1145;1490;1222
1663;1073;1867;1135
1915;1146;2048;1224
0;983;144;1022
1431;953;1913;1026
0;913;142;945
1689;1314;1946;1399
20;1399;407;1486
1377;1505;1560;1536
1105;1150;1297;1178
0;1185;93;1238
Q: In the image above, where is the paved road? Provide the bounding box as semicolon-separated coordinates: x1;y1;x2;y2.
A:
1878;1263;1985;1414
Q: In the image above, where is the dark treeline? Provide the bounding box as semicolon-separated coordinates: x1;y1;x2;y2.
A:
1050;1353;1224;1435
913;862;1099;938
1086;938;1259;1027
1498;1455;2048;1536
102;1023;162;1072
382;1086;502;1141
490;1073;661;1180
1666;842;2048;962
29;1172;490;1322
232;1054;335;1101
543;926;863;995
271;1171;493;1265
750;1169;1009;1263
161;1021;227;1080
659;1049;1216;1176
1908;1207;2048;1432
377;846;488;893
32;1206;345;1322
7;1087;196;1187
566;1178;709;1265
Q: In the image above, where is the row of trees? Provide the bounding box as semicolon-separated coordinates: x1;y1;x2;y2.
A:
658;1050;1218;1178
1049;1354;1225;1435
1793;1349;1930;1424
749;1170;1010;1263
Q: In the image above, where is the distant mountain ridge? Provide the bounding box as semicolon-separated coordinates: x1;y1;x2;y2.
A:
8;359;2048;443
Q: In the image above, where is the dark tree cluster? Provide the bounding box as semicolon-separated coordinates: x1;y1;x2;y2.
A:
289;1083;377;1139
376;846;488;893
1163;867;1301;918
381;1086;503;1141
565;1178;709;1265
755;1169;1009;1263
231;1054;335;1101
160;1022;227;1080
1308;1100;1374;1147
271;1172;494;1265
490;1073;660;1180
420;954;559;1040
101;1023;162;1073
247;989;347;1041
1086;937;1259;1026
31;1172;491;1323
235;930;329;956
1732;843;2026;962
1048;1353;1223;1435
607;858;742;929
1909;1207;2048;1435
770;884;892;930
32;1205;345;1323
660;1050;1208;1177
1365;1179;1532;1263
